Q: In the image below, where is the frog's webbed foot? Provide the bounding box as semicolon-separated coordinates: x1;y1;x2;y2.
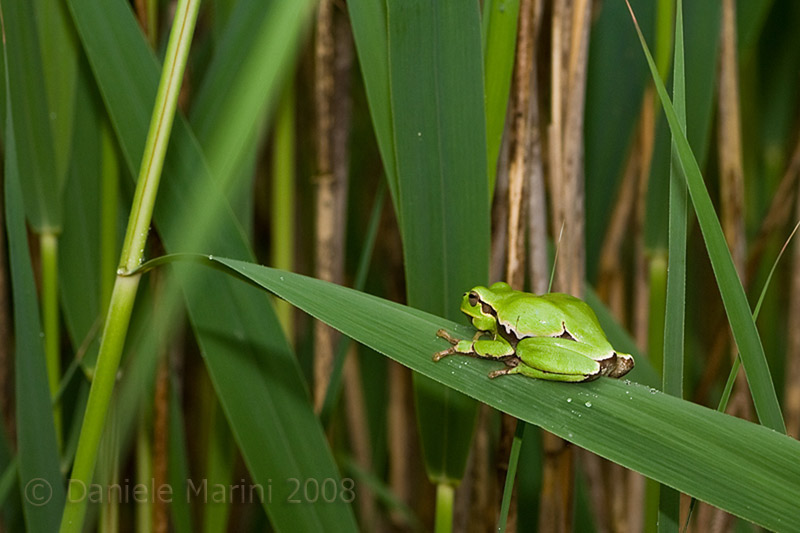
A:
436;329;459;345
434;329;459;361
488;358;519;378
433;347;456;361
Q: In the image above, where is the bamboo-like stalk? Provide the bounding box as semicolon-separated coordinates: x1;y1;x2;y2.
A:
59;2;200;530
506;0;534;289
526;0;548;296
434;483;455;533
313;0;351;413
342;346;379;529
698;1;749;528
135;405;154;533
496;0;536;528
96;403;120;533
539;1;592;530
388;362;413;527
716;0;750;422
0;180;11;436
272;84;296;336
40;231;62;447
152;350;170;532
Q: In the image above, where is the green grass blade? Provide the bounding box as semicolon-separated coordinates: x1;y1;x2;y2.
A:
66;1;359;529
348;0;399;214
482;0;519;193
659;1;687;530
626;1;785;433
3;96;66;529
149;256;800;532
387;0;490;484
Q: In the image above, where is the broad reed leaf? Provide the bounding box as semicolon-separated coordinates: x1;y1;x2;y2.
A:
3;96;65;529
66;0;358;529
2;0;61;232
626;2;785;433
348;0;399;213
164;256;800;532
386;0;490;483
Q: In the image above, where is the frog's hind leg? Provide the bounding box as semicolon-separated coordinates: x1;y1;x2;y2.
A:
488;365;590;381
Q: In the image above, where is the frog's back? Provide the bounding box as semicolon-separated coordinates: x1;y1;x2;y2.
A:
538;293;607;343
495;292;607;344
494;292;568;338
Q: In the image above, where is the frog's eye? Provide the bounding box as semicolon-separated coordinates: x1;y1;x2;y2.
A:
468;292;479;307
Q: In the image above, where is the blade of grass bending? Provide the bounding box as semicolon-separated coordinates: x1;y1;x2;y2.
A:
134;255;800;531
684;219;800;531
659;1;687;531
3;88;66;531
320;182;386;426
625;1;785;433
59;2;200;531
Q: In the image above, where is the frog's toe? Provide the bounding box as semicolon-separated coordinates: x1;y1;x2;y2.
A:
436;329;459;345
433;347;456;361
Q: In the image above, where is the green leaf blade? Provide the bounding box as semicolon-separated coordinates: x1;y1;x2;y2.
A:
387;0;490;483
204;258;800;532
626;1;786;434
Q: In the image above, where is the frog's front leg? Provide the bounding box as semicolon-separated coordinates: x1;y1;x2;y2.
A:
434;329;515;362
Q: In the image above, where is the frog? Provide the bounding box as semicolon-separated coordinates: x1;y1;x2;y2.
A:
433;282;634;382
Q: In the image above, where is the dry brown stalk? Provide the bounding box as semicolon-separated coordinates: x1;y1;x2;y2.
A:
539;0;592;531
152;355;170;533
387;362;415;528
506;0;535;289
527;0;549;295
497;0;538;527
313;1;351;412
698;0;749;528
342;346;379;529
0;178;13;443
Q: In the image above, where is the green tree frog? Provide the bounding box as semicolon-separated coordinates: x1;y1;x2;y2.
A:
433;282;634;382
